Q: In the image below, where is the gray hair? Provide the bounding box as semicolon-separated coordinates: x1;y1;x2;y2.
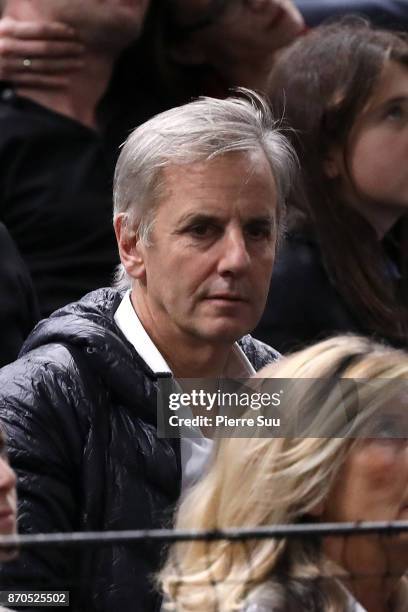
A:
113;90;298;289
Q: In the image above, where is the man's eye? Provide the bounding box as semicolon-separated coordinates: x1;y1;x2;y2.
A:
245;223;272;240
188;224;216;238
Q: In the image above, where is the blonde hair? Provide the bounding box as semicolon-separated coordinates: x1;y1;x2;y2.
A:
159;336;408;611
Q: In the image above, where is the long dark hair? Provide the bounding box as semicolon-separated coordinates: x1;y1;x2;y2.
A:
268;20;408;344
111;0;233;106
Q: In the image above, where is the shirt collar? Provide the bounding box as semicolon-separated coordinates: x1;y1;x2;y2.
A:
114;290;171;375
114;290;255;377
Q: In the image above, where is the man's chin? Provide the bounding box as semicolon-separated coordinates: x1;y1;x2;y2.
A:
196;317;254;344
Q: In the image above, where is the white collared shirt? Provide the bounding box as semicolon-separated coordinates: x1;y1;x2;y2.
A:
114;290;255;493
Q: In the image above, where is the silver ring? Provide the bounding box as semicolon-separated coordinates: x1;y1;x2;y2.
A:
22;58;32;68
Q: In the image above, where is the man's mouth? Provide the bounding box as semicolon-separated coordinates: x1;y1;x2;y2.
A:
206;294;247;302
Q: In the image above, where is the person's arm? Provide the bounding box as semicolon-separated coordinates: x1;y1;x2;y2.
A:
0;350;87;605
0;17;84;88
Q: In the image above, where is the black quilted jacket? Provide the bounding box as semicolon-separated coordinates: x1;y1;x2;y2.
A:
0;288;278;612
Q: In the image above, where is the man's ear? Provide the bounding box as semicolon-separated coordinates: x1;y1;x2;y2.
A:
114;214;146;281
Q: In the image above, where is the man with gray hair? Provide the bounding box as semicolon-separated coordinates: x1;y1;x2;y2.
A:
0;92;296;611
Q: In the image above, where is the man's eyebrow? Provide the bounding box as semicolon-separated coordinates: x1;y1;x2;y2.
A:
244;215;275;224
176;212;222;226
175;212;275;228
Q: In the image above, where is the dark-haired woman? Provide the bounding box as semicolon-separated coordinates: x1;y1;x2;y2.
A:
254;21;408;352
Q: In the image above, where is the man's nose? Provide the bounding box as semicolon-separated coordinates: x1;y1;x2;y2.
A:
217;228;251;276
0;456;16;492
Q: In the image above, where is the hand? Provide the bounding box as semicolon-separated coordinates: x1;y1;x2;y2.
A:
0;17;84;89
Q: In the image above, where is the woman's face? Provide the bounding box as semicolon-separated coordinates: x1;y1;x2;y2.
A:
323;431;408;576
171;0;304;87
327;60;408;236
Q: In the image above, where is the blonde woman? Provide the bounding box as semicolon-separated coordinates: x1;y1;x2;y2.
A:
160;336;408;611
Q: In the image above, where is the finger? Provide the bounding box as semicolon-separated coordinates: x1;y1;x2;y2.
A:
0;17;80;41
0;38;85;59
2;57;84;75
4;72;71;89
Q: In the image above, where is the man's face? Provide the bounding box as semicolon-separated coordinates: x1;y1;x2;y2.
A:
134;150;278;346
